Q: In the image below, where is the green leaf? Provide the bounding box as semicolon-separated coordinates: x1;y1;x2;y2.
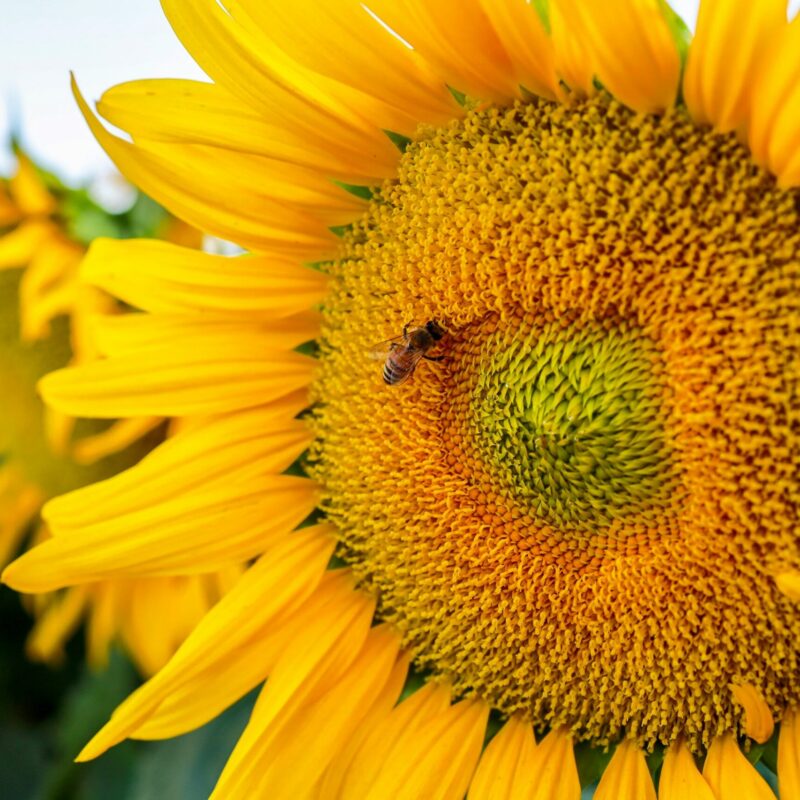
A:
0;723;48;800
756;761;779;795
56;650;139;760
126;691;256;800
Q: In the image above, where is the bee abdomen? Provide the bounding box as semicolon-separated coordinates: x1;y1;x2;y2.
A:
384;360;408;385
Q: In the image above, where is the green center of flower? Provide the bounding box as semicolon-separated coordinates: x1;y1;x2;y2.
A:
473;319;673;529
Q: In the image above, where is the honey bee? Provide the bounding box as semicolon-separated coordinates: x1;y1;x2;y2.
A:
371;320;446;386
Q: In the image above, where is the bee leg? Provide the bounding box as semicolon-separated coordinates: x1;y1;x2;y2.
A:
423;355;445;362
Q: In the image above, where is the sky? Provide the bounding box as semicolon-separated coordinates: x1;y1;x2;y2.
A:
3;0;790;187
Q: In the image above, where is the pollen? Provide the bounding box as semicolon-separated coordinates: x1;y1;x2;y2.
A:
309;96;800;751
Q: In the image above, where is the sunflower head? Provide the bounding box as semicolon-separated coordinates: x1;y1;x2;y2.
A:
5;0;800;797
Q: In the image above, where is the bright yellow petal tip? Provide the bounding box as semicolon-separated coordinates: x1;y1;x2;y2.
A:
659;739;715;800
703;734;777;800
730;683;775;743
594;740;656;800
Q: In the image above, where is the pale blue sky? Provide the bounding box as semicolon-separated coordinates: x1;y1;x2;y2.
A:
5;0;789;187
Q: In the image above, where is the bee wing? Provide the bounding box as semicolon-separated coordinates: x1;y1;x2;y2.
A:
367;335;404;361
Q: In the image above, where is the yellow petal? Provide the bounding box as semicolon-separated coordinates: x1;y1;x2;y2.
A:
361;696;489;800
82;237;328;317
529;727;581;800
468;715;538;800
779;708;800;800
71;76;335;257
39;328;315;418
703;733;777;800
26;586;90;664
119;575;216;676
0;467;44;566
0;220;55;270
317;651;412;800
76;527;335;759
560;0;680;113
550;0;595;97
90;312;320;358
160;0;401;163
10;154;57;216
4;412;316;590
339;681;452;798
478;0;558;99
684;0;785;132
230;0;457;130
748;15;800;185
594;740;656;800
776;570;800;601
730;683;775;743
98;79;395;182
211;624;401;799
367;0;519;102
659;739;716;800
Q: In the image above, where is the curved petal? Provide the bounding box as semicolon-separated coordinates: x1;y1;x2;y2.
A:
3;412;317;590
478;0;558;99
366;0;519;102
683;0;786;132
659;739;716;800
703;734;777;800
729;684;775;743
748;15;800;186
468;715;538;799
39;327;315;418
594;740;656;800
81;238;328;318
211;625;402;799
339;682;452;798
75;529;336;759
560;0;680;112
528;728;581;800
229;0;458;129
98;79;396;182
72;77;337;257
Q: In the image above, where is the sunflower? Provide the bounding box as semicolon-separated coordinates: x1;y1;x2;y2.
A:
0;150;238;675
5;0;800;795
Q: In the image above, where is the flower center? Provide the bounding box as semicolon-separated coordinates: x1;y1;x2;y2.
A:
471;317;676;531
310;95;800;750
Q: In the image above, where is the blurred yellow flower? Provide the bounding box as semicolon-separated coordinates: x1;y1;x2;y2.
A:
0;151;237;676
5;0;800;797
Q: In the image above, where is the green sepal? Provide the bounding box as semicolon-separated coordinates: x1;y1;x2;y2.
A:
332;181;374;201
760;727;779;772
447;86;469;107
574;740;613;788
658;0;692;105
383;129;413;153
397;667;429;704
329;223;353;238
531;0;550;34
